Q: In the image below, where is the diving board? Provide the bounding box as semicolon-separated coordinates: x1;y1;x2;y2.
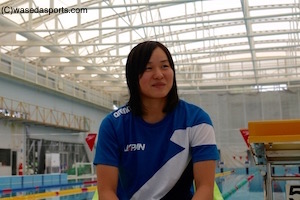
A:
248;119;300;200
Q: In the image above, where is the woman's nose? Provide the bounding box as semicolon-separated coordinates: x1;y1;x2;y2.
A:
153;68;163;79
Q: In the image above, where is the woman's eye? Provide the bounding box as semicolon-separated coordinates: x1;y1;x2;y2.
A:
162;65;169;68
145;66;152;70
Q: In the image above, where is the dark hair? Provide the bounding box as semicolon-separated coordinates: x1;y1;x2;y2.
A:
125;41;179;116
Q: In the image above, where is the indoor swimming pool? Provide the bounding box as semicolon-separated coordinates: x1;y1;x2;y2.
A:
1;167;299;200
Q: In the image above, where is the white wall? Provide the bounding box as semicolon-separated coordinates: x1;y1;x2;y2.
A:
0;120;24;175
0;75;110;175
182;89;300;167
4;70;300;170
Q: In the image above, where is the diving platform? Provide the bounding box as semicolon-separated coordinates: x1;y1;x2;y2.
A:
248;119;300;200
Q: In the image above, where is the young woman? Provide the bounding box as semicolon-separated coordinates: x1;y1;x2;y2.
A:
94;41;219;200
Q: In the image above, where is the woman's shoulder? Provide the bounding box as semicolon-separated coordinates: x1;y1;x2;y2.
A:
101;105;131;126
176;99;212;124
102;104;132;124
111;104;131;119
178;99;204;112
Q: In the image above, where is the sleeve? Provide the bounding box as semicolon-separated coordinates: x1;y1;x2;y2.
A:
189;109;220;163
93;116;120;167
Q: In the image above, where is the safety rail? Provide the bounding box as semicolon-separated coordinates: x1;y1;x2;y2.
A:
0;96;90;132
0;53;113;110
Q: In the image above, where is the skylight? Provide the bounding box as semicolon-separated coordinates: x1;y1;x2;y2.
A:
0;0;299;102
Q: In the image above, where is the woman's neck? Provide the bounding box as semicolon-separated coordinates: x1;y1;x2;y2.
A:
141;98;167;124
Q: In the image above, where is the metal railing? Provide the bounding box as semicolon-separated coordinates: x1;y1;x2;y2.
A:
0;53;113;110
0;96;90;132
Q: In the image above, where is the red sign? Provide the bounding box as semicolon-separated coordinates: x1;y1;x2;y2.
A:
240;129;250;148
85;133;97;151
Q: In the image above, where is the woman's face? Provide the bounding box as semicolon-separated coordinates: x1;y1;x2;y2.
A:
139;47;174;101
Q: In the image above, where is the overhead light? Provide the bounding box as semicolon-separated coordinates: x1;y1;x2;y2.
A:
40;46;51;53
91;74;98;77
77;66;85;70
113;104;118;110
113;74;119;78
16;34;27;41
60;57;70;62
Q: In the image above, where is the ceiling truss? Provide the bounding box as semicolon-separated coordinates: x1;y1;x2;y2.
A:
0;0;300;105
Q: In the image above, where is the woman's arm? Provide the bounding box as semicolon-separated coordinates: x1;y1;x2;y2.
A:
192;160;216;200
96;164;119;200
